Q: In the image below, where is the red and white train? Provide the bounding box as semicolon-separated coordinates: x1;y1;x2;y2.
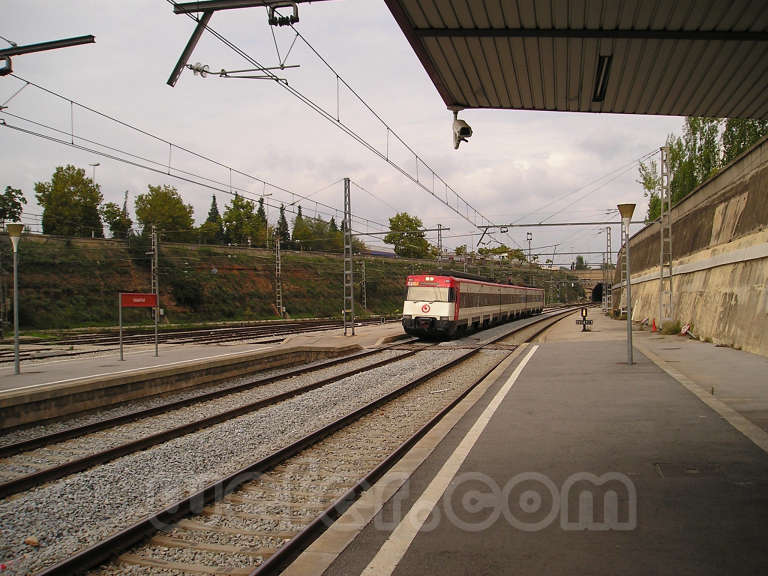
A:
402;273;544;338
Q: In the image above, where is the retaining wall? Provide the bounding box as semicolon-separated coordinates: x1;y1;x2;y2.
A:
613;135;768;356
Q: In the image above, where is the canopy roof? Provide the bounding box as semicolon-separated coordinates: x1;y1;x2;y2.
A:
384;0;768;118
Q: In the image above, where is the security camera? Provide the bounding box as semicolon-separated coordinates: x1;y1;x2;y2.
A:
452;111;472;149
0;56;12;77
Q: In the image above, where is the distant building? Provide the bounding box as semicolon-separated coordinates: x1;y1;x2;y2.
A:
363;244;397;258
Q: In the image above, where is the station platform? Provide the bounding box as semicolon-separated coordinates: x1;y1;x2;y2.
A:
286;312;768;576
0;322;404;394
0;322;405;428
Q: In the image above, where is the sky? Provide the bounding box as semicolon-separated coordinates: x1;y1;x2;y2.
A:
0;0;685;267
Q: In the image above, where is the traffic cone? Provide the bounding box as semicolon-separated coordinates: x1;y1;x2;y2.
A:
652;318;657;332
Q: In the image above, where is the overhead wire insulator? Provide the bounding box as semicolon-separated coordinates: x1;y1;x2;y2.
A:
268;3;299;26
188;62;210;77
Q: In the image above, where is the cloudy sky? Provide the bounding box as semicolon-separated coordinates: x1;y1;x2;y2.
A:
1;0;684;265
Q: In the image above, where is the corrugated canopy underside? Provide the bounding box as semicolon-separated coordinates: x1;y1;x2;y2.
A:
385;0;768;118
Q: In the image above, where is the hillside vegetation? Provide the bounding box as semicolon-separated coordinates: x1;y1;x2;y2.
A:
0;235;583;331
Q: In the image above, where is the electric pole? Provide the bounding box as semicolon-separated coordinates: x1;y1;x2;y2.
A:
150;225;159;357
275;230;283;318
437;223;443;260
360;259;367;310
343;178;354;335
659;145;673;328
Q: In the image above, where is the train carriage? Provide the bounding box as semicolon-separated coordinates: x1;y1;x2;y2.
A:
401;274;544;338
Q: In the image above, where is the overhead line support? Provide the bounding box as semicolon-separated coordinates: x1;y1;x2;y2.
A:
173;0;333;14
167;11;213;87
0;35;95;58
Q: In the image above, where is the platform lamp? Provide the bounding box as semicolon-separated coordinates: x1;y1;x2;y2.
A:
7;223;23;375
617;203;635;365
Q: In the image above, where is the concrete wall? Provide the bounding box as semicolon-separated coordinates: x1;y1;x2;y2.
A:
613;135;768;356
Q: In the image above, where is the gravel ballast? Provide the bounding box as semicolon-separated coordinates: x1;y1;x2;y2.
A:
91;349;510;575
0;350;405;482
0;348;388;449
0;348;465;575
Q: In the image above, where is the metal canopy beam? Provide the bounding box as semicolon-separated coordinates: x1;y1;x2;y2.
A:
0;35;95;58
385;0;768;119
414;28;768;42
167;11;212;87
173;0;333;14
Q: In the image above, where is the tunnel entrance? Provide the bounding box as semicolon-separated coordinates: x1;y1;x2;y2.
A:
592;283;603;302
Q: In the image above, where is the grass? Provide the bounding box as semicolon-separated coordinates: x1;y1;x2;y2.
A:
661;320;682;335
4;236;586;330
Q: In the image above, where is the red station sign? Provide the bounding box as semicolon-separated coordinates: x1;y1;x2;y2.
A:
120;293;157;308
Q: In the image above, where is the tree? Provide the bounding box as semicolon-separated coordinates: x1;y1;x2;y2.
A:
254;197;269;247
100;201;132;238
291;205;311;249
135;184;194;241
276;204;290;246
454;245;467;256
204;195;224;241
383;212;432;258
222;193;260;245
34;165;104;237
574;255;587;270
0;186;26;226
722;118;768;164
638;116;768;221
327;216;343;252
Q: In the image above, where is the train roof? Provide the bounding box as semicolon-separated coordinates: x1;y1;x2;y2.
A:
407;273;542;291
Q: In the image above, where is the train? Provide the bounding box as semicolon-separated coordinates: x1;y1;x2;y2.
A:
401;273;544;338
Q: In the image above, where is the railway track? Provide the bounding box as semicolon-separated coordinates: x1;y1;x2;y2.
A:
0;318;396;364
0;341;424;497
0;309;575;576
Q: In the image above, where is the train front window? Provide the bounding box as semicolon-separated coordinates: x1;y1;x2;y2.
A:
406;286;453;302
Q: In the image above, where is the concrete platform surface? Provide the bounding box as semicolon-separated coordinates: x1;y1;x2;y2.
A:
0;322;405;394
288;312;768;576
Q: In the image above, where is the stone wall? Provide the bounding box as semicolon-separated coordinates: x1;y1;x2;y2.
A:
613;135;768;356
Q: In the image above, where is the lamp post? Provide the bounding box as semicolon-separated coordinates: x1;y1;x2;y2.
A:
526;231;533;286
617;203;635;365
7;223;23;375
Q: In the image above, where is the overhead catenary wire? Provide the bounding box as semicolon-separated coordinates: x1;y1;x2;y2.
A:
0;74;390;234
169;3;516;248
0;116;383;239
508;149;657;225
350;180;400;214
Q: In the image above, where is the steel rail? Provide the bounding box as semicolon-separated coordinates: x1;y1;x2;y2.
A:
35;309;575;576
0;336;414;453
0;318;399;365
251;346;514;575
7;317;394;351
0;345;421;498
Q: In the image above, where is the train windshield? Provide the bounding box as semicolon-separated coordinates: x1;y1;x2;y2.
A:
406;286;454;302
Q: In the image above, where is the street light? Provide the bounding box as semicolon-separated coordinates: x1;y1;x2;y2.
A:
7;223;23;375
617;203;636;365
526;232;533;286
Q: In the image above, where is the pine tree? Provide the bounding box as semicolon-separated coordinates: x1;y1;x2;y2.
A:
256;197;268;247
207;195;224;239
277;204;290;246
